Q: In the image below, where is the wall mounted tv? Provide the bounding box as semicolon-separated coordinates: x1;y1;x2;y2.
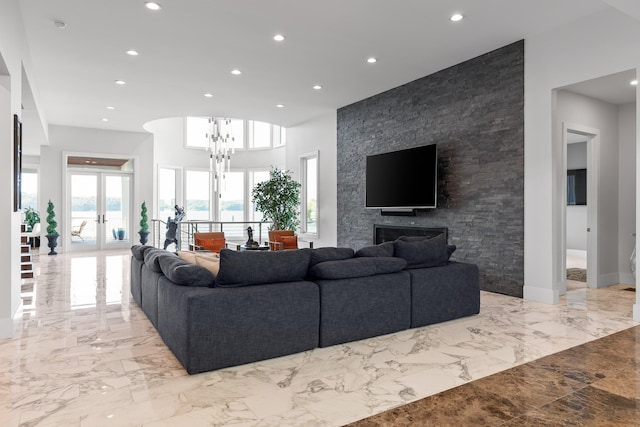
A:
365;144;437;210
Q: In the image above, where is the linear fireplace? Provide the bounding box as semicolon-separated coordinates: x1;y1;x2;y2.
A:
373;224;448;244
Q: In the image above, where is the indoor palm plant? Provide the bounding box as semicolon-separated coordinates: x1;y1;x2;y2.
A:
139;201;149;245
45;200;59;255
23;207;40;232
251;168;301;231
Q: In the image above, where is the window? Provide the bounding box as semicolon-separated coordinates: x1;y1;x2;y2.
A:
275;126;287;147
249;170;270;222
186;117;245;150
219;171;245;222
249;121;271;149
300;152;318;235
185;170;210;220
185;117;209;149
21;168;38;209
158;167;178;221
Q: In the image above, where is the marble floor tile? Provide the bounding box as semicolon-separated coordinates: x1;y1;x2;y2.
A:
1;250;638;426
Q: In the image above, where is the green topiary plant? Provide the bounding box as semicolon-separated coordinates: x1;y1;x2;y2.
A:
140;201;149;233
251;168;301;231
46;200;59;236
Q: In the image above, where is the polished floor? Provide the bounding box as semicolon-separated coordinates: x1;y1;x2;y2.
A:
1;250;638;426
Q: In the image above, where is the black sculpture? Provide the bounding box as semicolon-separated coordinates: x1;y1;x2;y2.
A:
245;226;259;248
164;205;186;250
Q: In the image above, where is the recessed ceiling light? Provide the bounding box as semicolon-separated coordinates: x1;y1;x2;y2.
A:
126;50;139;56
631;80;638;86
106;106;115;110
276;104;285;108
367;57;377;64
273;34;285;42
53;20;66;29
450;13;464;22
204;93;213;98
313;85;322;90
231;69;242;75
101;118;109;122
114;80;126;85
144;2;162;11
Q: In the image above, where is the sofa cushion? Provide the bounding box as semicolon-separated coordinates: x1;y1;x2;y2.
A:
216;248;312;287
355;241;394;258
131;245;153;261
394;233;448;269
195;253;220;276
158;255;215;287
309;247;355;267
177;250;198;264
309;256;406;280
144;248;175;273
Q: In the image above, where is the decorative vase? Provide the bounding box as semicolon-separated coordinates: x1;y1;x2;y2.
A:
139;231;149;245
117;228;125;240
46;234;58;255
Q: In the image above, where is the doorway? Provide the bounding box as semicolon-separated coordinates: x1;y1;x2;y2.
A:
564;127;598;293
66;168;133;252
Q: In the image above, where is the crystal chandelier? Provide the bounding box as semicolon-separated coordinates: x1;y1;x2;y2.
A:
207;118;235;197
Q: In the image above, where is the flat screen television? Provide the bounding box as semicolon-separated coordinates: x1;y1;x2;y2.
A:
365;144;437;209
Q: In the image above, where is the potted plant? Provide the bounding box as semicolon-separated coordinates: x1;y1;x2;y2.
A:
45;200;59;255
23;207;40;232
139;201;149;244
251;168;301;231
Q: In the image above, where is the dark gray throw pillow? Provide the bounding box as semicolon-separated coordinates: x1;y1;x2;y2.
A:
308;256;406;280
355;241;395;257
144;248;176;273
447;244;457;258
158;255;215;287
309;247;354;267
216;248;312;287
131;245;153;261
394;233;448;269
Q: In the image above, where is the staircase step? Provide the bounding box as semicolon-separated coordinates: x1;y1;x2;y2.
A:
21;254;32;263
21;245;30;253
21;270;34;279
21;262;32;271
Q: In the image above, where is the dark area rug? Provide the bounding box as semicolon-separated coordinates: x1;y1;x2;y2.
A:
567;268;587;282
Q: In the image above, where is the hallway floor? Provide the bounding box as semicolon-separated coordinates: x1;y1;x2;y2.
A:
1;250;637;426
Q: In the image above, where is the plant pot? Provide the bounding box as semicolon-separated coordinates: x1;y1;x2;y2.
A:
139;231;149;245
46;234;59;255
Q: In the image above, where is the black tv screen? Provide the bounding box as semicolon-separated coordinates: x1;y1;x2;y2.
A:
366;144;437;209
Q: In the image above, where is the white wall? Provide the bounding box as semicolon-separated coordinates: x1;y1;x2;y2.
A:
524;6;640;322
619;102;637;284
40;125;154;252
286;112;338;248
557;90;620;285
0;0;48;338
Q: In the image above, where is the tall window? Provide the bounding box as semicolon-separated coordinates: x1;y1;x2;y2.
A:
185;170;210;220
300;153;318;235
249;121;271;149
158;167;178;221
21;168;38;209
249;170;270;221
219;171;245;222
185;117;209;149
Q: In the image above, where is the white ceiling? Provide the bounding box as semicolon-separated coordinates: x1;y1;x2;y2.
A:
19;0;623;140
562;69;637;105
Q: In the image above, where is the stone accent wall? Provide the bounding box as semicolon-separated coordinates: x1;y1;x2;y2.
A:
337;41;524;297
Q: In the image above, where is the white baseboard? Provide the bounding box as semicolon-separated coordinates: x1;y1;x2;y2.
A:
634;304;640;323
523;285;559;304
619;273;635;286
0;301;22;339
597;273;620;288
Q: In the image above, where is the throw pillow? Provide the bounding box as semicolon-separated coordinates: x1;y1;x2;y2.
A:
447;244;457;258
394;233;448;269
158;255;215;287
195;254;220;276
280;235;298;250
309;247;355;266
355;241;394;257
177;250;197;264
216;248;312;287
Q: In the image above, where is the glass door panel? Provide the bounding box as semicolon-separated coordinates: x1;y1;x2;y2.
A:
70;174;98;248
104;175;131;247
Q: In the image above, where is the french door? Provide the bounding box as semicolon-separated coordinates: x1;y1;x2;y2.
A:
67;171;133;251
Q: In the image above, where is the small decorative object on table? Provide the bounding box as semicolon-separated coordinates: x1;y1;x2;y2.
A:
245;226;259;248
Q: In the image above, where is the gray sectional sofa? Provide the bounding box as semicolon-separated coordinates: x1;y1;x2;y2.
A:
130;234;480;374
